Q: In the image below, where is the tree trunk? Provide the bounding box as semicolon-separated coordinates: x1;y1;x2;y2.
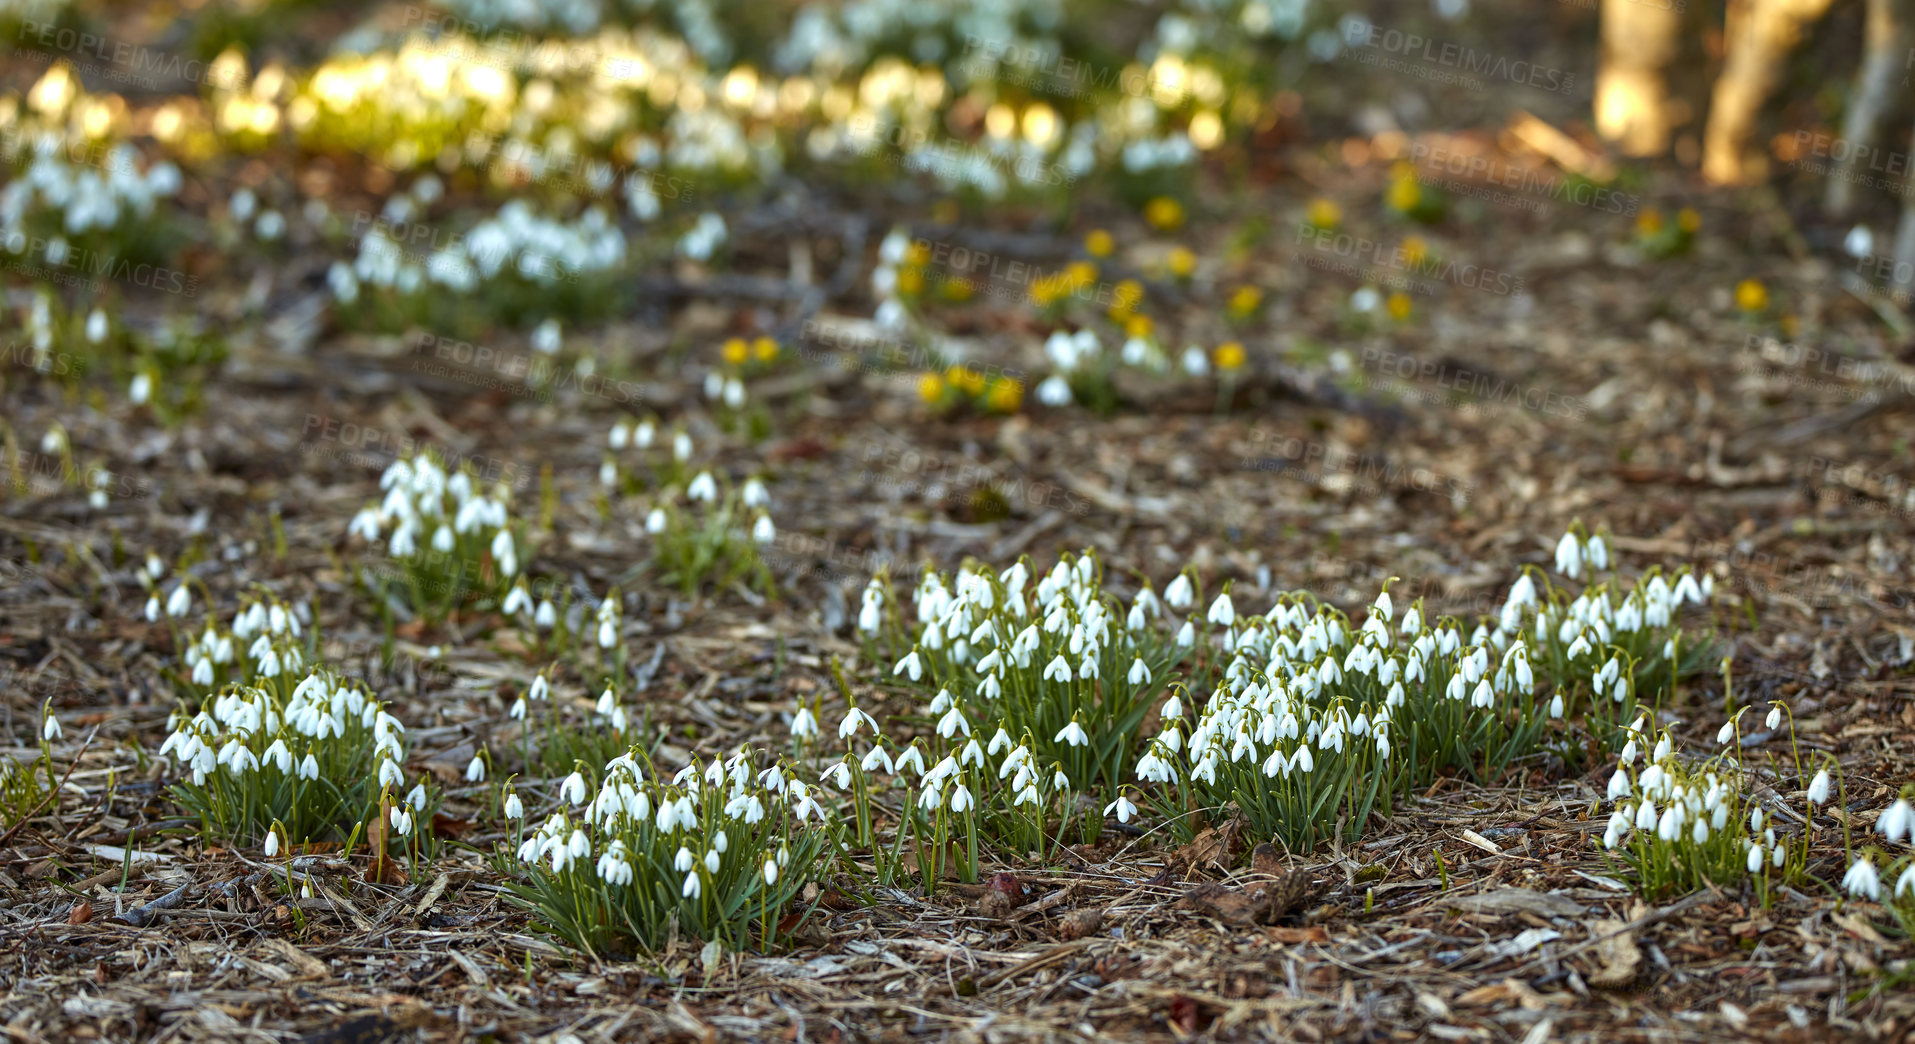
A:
1596;0;1687;156
1702;0;1838;185
1828;0;1915;215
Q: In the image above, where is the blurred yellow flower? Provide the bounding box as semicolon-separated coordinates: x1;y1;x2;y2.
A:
1386;292;1412;321
905;242;932;267
752;337;779;363
721;337;749;365
1064;261;1097;288
918;373;947;404
1387;174;1421;214
1214;341;1245;371
985;376;1023;413
941;277;975;302
947;365;986;395
1735;278;1768;313
1145;197;1185;231
1167;246;1196;278
1400;236;1428;266
898;267;924;295
1113;279;1144;312
1085;229;1114;258
1124;314;1154;339
1677;208;1701;234
1636;208;1663;237
1307;198;1341;230
1227;285;1263;319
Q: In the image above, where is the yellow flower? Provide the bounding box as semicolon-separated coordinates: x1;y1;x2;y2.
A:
1635;208;1664;237
905;241;931;267
1735;278;1768;313
1064;261;1097;289
940;277;975;302
1400;236;1428;266
1779;313;1798;339
1387;174;1421;213
898;267;924;296
1028;275;1063;308
1227;285;1262;319
947;364;986;395
1085;229;1114;258
1213;341;1245;371
752;337;779;363
1145;196;1185;231
918;373;947;404
721;337;749;365
1124;314;1154;339
1112;279;1144;312
1386;292;1413;321
1307;198;1341;230
1167;246;1196;278
1677;208;1701;234
985;376;1023;413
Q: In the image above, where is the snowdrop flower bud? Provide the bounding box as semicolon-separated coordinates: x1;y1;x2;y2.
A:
1747;844;1764;874
1548;692;1565;719
705;848;721;873
166;584;192;618
1717;721;1734;745
1877;800;1914;844
562;771;588;805
752;513;775;544
42;711;62;741
1165;573;1194;610
763;858;779;885
130;373;152;405
1807;770;1832;806
1207;592;1235;627
1175;621;1196;647
1844;855;1883;900
1554;531;1583;578
1635;799;1658;831
1652;735;1672;762
145;596;161;622
1766;706;1783;730
504;791;524;819
687;471;718;502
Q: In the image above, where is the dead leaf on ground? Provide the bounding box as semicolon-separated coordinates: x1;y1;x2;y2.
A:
1584;917;1641;988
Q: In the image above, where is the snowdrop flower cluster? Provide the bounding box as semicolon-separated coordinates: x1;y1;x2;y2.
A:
605;424;777;597
882;550;1188;801
0;133;182;255
509;748;833;954
333;201;624;303
176;593;312;696
1598;722;1781;899
1844;792;1915;911
161;668;433;847
346;451;526;616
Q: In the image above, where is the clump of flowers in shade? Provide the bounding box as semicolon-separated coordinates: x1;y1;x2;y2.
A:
501;748;835;956
161;668;437;850
346;450;529;622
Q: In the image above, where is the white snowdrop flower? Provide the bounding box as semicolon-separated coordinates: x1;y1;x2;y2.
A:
145;596;161;622
510;696;529;721
1554;531;1583;578
1104;794;1138;823
1586;535;1609;571
894;650;923;681
1634;799;1658;831
1043;654;1074;683
1845;855;1883;900
535;600;557;629
501;789;524;819
1055;719;1089;747
1692;818;1710;844
792;706;820;739
129;372;152;405
704;848;721;873
165;584;192;618
1877;800;1914;844
562;771;588;805
682;872;703;899
1207;592;1236;627
1607;770;1630;800
1036;374;1073;406
895;745;927;776
531;319;562;354
742;477;770;508
1161;694;1182;720
673;431;693;462
1766;706;1783;730
1548;692;1565;719
752;513;776;544
609;421;630;450
407;782;428;810
1717;720;1735;745
645;507;669;534
378;758;404;788
41;711;62;741
1807;770;1832;806
1165;573;1194;610
1657;805;1682;842
1747;844;1765;874
1175;621;1196;647
1652;735;1672;762
1118;655;1149;689
763;858;780;886
390;806;414;836
1898;865;1915;898
85;309;108;344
